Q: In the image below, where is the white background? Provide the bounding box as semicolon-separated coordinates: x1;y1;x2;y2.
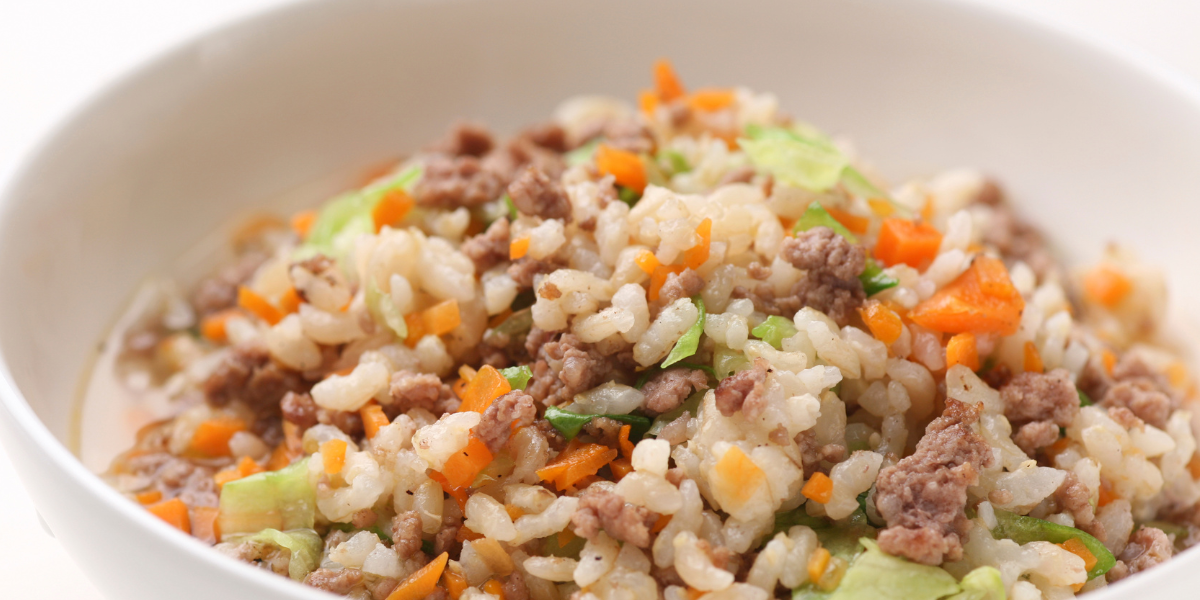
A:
2;0;1200;597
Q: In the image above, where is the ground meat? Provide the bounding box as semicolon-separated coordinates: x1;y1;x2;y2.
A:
507;257;560;288
525;333;626;406
664;468;686;487
460;218;510;275
730;283;800;318
304;568;363;595
657;414;691;446
1109;527;1173;582
571;486;658;547
389;370;458;414
1055;472;1103;540
524;327;557;358
280;391;319;430
190;251;267;317
390;510;424;559
658;269;705;304
641;368;709;415
1012;420;1059;457
503;572;530;600
203;343;309;412
874;399;995;565
1102;378;1172;429
597;118;655;155
999;368;1079;427
651;565;686;589
366;577;399;600
747;261;772;280
718;166;756;186
350;508;377;529
791;274;867;326
216;537;292;576
539;282;562;300
507;166;572;221
981;202;1055;280
979;363;1014;391
796;430;846;474
414;153;507;208
583;416;624;447
317;408;365;438
534;418;568;451
520;122;569;153
781;226;867;280
433;508;462;557
475;391;537;453
124;452;220;508
427;122;495;157
1107;406;1145;430
714;357;770;418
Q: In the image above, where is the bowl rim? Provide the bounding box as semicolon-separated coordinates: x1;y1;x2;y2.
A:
1;0;1199;596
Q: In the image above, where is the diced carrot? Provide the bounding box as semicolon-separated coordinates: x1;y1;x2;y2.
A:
618;424;635;458
464;217;485;237
874;218;943;270
635;250;661;275
373;189;415;233
653;58;686;102
1097;481;1116;507
147;498;191;534
458;365;513;414
266;441;301;471
236;455;264;478
867;198;895;217
386;552;449;600
537;443;619;491
557;529;576;548
684;218;713;269
135;490;162;505
1083;265;1132;308
215;456;263;489
428;470;470;511
1101;349;1117;376
505;504;525;521
190;417;247;457
595;144;647;193
1059;538;1098;571
291;210;317;239
802;472;834;504
509;235;531;260
908;256;1025;336
1024;341;1044;374
361;403;390;439
648;264;686;302
456;526;484;543
191;506;221;544
825;206;870;235
277;287;303;315
921;196;934;223
214;468;240;489
321;439;348;475
482;580;506;600
443;571;469;600
488;309;513;329
237;286;284;326
651;514;672;534
859;303;904;345
452;377;469;401
688;88;735;112
610;457;634;481
199;308;241;343
946;332;980;372
639;90;660;119
712;446;768;510
1187;455;1200;479
807;547;831;583
1168;361;1190;390
440;436;494;489
405;299;462;348
1045;436;1072;463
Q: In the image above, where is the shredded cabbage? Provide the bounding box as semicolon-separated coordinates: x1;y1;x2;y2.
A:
365;281;408;340
543;406;651;440
742;125;848;192
751;315;799;350
825;539;960;600
299;164;422;262
661;296;706;368
794;201;858;242
223;528;323;581
217;458;315;537
500;365;533;390
944;567;1005;600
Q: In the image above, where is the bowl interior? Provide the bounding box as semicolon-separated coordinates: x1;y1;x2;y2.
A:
3;0;1200;597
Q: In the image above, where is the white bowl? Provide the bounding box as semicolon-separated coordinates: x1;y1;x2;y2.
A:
3;0;1200;598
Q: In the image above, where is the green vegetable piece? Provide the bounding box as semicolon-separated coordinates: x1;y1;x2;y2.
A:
301;165;422;260
542;530;587;558
991;508;1115;579
503;193;519;220
860;258;900;297
500;365;533;390
543;406;652;441
218;458;316;537
713;345;751;381
816;511;876;561
661;296;706;368
647;390;704;437
617;186;641;206
223;528;323;581
366;281;408;340
773;508;831;536
741;126;848;192
493;307;533;336
794;201;858;243
661;149;691;174
793;585;832;600
751;315;799;350
825;539;961;600
565;138;602;167
840;166;889;202
944;567;1005;600
1078;389;1094;407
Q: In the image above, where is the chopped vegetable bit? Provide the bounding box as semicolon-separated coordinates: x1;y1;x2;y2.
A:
823;539;961;600
683;218;713;269
1083;265;1132;308
537;442;618;491
1023;340;1044;373
509;235;531;260
596;144;647;193
1078;389;1094;407
404;299;461;348
543;406;652;441
499;365;533;390
635;250;661;275
190;417;247;457
237;286;283;326
859;259;900;297
688;88;735;112
361;403;390;439
438;436;494;490
802;472;834;504
990;508;1115;579
218;458;316;536
387;551;449;600
147;497;191;534
874;218;943;270
908;256;1025;336
458;365;512;413
742;126;848;193
371;189;415;233
945;332;980;371
659;149;691;174
794;201;858;242
751;315;799;350
653;58;686;101
565;138;602;167
860;303;903;345
224;529;323;581
366;281;408;340
661;296;705;367
943;567;1005;600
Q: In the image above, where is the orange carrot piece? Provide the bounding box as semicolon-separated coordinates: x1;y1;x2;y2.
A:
213;468;240;489
802;472;834;504
874;218;943;270
361;403;390;439
1024;340;1044;374
236;455;264;478
481;580;506;600
712;446;768;509
386;552;449;600
190;417;247;457
509;235;531;260
610;457;634;481
452;377;470;401
808;547;831;583
921;196;935;223
648;264;686;302
405;299;462;348
237;286;284;325
373;189;415;233
1187;455;1200;479
651;514;672;534
537;443;618;491
908;256;1025;336
135;490;163;505
867;198;895;217
1083;265;1132;308
488;309;513;329
147;497;191;534
618;424;635;458
635;250;661;275
946;332;980;372
291;210;317;239
199;308;241;343
595;144;647;193
321;439;348;475
266;441;300;471
455;526;484;543
1060;538;1098;571
1101;349;1117;376
278;287;303;315
440;436;494;489
683;218;713;269
653;58;686;102
505;504;525;521
458;365;512;414
639;89;660;119
191;506;221;544
688;88;735;112
443;571;469;600
825;206;870;236
859;303;904;345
